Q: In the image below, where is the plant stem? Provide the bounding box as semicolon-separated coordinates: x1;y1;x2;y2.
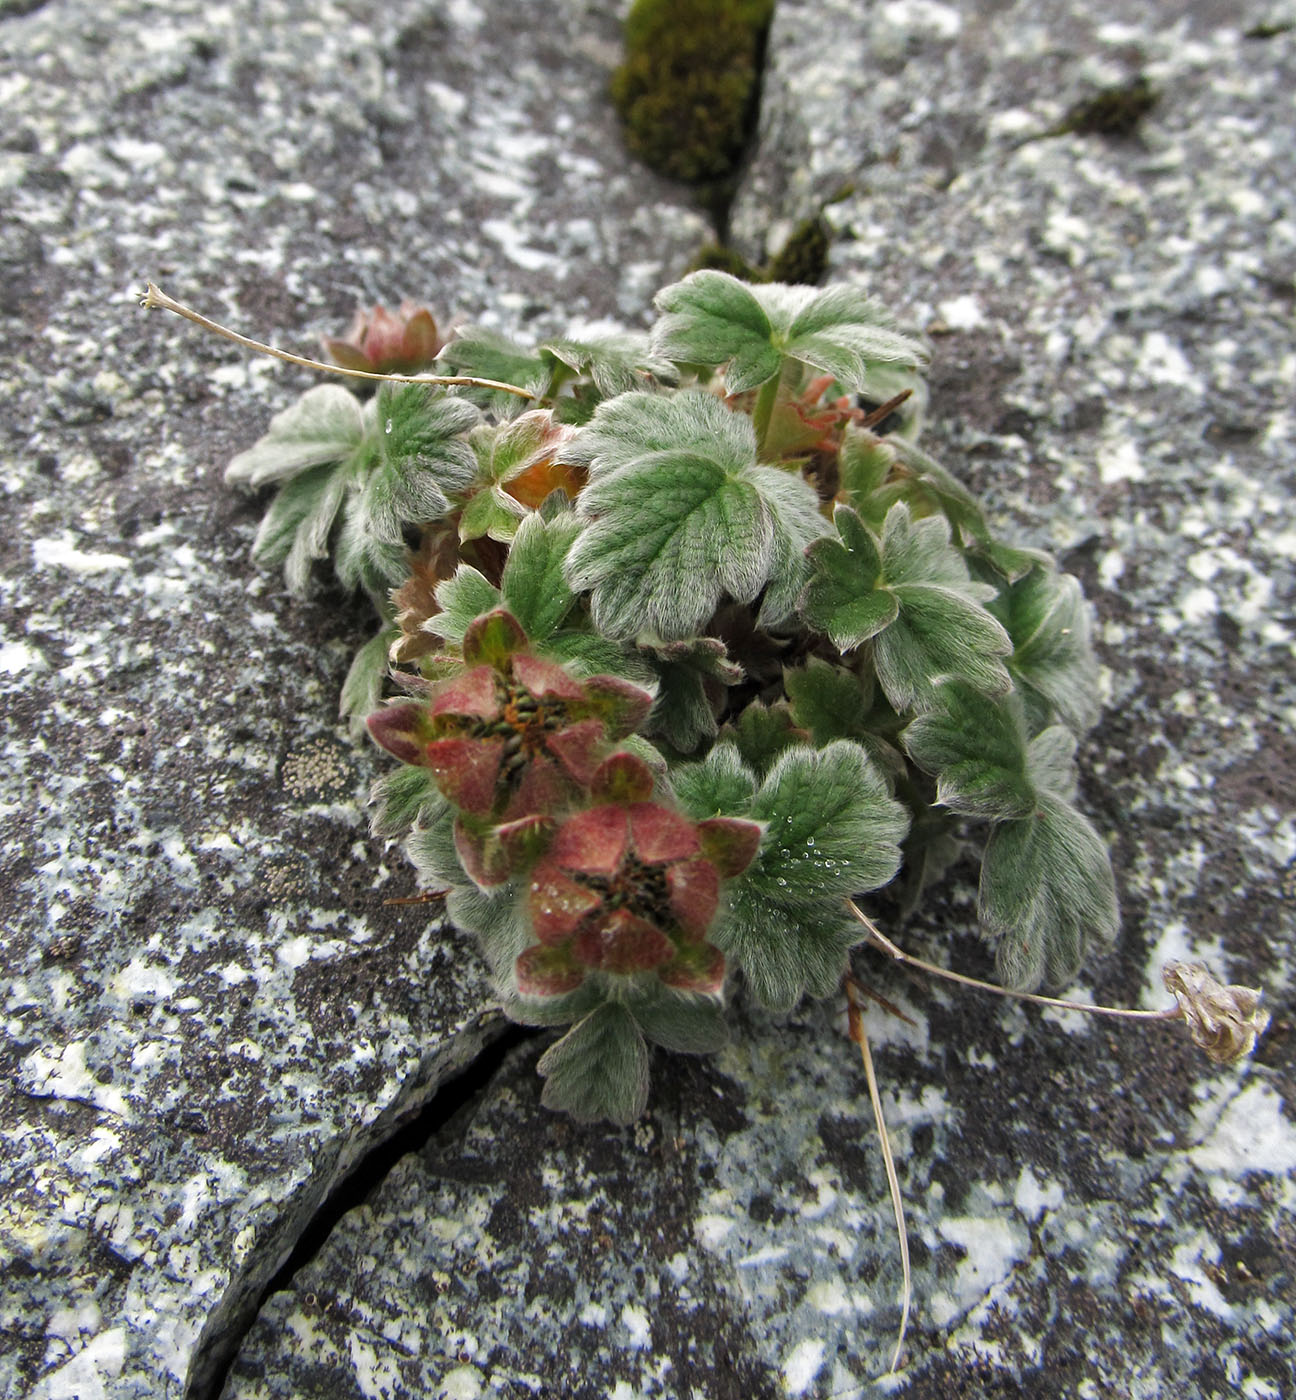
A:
751;361;787;457
845;900;1185;1024
138;284;537;399
845;976;911;1374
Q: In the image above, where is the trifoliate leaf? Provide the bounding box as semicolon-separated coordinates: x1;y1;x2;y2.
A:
540;332;678;398
651;272;781;393
902;682;1035;820
651;273;928;397
670;741;759;819
226;384;369;487
566;450;772;640
1026;725;1079;802
856;436;984;542
360;385;479;544
250;460;349;595
436;326;551;415
499;509;582;643
718;741;909;1010
537;1002;650;1125
801;503;1012;711
423;565;502;645
340;627;397;736
782;284;929;396
989;565;1101;734
641;636;742;754
979;792;1119;991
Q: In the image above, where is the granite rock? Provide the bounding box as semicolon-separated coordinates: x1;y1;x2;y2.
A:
221;3;1296;1398
0;1;706;1397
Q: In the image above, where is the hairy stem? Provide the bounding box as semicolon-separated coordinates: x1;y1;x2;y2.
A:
846;900;1185;1024
751;360;789;457
138;284;536;399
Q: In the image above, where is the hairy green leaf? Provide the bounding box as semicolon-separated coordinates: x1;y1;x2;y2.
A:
436;326;551;415
226;384;369;488
333;504;409;597
563;388;756;479
745;464;833;627
989;566;1101;733
670;742;759;819
718;741;909;1010
651;272;781;392
499;510;582;643
340;627;397;736
632;992;728;1054
537;1002;650;1124
980;792;1119;991
250;460;349;595
783;284;929;396
457;484;528;544
721;701;809;778
902;682;1035;820
567;452;771;639
368;767;444;840
784;657;871;746
540;332;678;398
423;565;502;645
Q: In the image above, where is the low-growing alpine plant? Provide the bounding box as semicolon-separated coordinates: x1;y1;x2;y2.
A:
142;271;1268;1133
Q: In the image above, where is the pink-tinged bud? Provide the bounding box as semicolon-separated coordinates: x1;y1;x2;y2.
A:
628;803;699;863
529;864;603;943
542;719;605;787
424;736;505;815
696;817;763;879
455;813;555;889
321;301;444;377
462;610;529;670
367;703;430;766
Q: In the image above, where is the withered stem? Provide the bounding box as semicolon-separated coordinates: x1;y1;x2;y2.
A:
139;284;536;398
846;900;1185;1024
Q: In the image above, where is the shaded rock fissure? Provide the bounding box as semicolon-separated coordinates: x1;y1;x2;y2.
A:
189;1020;534;1400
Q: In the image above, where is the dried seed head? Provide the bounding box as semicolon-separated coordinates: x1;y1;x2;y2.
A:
1162;960;1270;1065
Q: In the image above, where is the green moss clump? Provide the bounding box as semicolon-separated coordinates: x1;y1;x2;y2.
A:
765;215;830;286
611;0;775;186
1055;76;1158;138
687;240;765;281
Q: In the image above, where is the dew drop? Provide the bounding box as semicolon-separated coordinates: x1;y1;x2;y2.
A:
385;418;394;434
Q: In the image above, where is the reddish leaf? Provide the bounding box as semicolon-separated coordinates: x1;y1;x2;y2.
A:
367;703;429;767
428;664;499;720
516;944;585;996
512;652;586;702
528;860;602;942
580;675;654;739
462;609;529;669
550;807;630;875
589;751;655;805
697;817;764;879
628;803;699;864
666;857;720;937
543;719;607;786
424;736;505;815
573;909;674;975
659;942;726;995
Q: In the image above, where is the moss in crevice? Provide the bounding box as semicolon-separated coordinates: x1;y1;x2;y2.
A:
1051;76;1158;138
611;0;775;230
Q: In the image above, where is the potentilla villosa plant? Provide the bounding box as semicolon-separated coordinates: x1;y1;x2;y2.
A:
141;272;1268;1135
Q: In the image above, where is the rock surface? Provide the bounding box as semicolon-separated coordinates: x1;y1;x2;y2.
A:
0;1;705;1397
225;2;1296;1398
3;0;1294;1399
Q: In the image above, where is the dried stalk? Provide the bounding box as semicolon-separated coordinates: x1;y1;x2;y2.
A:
139;284;536;398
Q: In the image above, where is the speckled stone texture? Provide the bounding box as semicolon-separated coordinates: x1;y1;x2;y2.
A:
0;2;706;1397
218;3;1295;1399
